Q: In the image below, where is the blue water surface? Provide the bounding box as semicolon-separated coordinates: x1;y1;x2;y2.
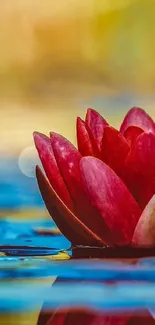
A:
0;157;43;209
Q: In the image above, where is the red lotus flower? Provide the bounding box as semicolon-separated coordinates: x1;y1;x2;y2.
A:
33;107;155;248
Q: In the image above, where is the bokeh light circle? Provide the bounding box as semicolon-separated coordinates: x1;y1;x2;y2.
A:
18;145;42;178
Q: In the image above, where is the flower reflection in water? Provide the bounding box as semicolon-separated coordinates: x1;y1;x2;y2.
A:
45;309;155;325
37;277;155;325
38;302;155;325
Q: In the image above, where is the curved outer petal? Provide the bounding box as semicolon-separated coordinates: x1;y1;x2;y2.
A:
80;157;141;246
36;166;104;246
33;132;74;212
120;107;155;134
124;126;144;147
76;117;94;156
132;195;155;247
125;132;155;209
50;133;109;242
102;126;130;179
85;108;108;158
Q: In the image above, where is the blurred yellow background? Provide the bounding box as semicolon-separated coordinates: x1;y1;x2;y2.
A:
1;0;155;155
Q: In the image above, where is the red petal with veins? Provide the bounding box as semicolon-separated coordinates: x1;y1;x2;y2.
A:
85;108;108;158
36;166;104;246
132;195;155;247
50;132;82;204
120;107;155;134
80;157;141;246
76;117;94;156
125;132;155;209
102;126;130;179
33;132;74;212
50;133;109;243
124;126;144;147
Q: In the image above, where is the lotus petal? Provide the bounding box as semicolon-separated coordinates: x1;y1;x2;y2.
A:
124;126;144;147
85;108;108;157
102;126;130;179
51;133;109;241
120;107;155;134
36;166;104;246
33;132;74;212
80;157;141;246
125;132;155;208
50;132;82;204
76;117;94;156
132;195;155;247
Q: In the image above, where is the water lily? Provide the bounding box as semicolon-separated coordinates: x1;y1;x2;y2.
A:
33;107;155;248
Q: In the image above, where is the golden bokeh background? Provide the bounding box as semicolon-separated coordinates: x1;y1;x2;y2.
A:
1;0;155;155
